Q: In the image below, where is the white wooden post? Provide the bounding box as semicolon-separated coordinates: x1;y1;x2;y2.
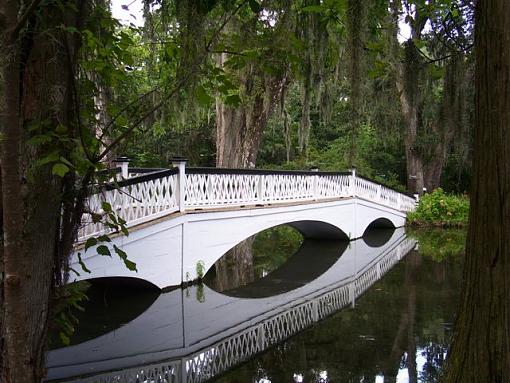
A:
257;175;264;204
172;157;187;213
349;167;357;197
114;156;130;179
257;323;265;350
310;167;319;200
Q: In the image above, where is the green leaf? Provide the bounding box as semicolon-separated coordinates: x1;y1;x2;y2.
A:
36;150;60;166
59;156;74;168
225;94;241;107
113;244;127;259
97;245;111;257
55;124;68;135
121;226;129;236
97;235;112;242
52;163;70;177
123;259;137;271
195;85;214;106
249;0;262;13
84;237;98;251
77;253;91;274
101;202;113;212
59;332;70;346
114;245;137;272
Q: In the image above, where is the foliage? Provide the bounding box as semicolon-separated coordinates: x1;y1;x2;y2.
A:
407;188;469;227
49;281;90;347
252;225;304;278
196;260;206;279
409;228;466;261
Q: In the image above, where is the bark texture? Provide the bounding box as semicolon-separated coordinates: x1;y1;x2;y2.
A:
445;0;510;381
0;2;87;381
215;58;287;168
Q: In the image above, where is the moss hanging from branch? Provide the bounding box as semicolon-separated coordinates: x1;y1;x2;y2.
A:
346;0;368;166
295;0;329;157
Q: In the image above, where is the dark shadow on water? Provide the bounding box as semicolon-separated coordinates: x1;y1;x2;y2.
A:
363;228;396;248
288;220;349;240
209;239;349;298
62;278;160;347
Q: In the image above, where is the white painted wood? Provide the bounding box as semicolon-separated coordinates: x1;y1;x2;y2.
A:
77;169;414;242
71;168;416;288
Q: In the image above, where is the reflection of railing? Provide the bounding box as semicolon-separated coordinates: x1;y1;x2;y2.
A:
67;237;416;383
77;161;416;241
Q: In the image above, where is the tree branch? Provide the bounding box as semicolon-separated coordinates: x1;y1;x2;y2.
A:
96;1;248;162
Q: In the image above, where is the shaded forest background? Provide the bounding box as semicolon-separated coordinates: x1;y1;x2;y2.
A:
113;0;474;194
0;0;484;382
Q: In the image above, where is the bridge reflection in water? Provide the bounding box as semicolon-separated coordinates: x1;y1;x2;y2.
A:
46;228;416;383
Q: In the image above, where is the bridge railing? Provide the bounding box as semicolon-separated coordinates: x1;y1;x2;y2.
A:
185;168;352;208
77;162;416;241
78;168;180;240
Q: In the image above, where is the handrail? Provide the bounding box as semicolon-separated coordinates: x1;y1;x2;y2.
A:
77;165;416;242
187;167;351;177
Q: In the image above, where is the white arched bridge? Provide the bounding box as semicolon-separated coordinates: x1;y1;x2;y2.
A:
72;160;416;289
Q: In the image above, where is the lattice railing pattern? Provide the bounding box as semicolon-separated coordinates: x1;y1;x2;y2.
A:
64;360;182;383
77;167;416;241
71;238;416;383
185;326;263;383
78;172;179;240
185;173;261;207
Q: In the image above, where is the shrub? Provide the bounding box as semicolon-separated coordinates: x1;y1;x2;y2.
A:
407;188;469;227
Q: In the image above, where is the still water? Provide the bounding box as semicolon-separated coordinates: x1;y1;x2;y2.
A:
46;227;464;383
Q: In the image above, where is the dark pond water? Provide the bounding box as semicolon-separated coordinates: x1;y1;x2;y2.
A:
46;227;464;383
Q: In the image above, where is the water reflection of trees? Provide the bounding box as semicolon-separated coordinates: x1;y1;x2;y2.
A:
212;246;462;382
205;225;303;292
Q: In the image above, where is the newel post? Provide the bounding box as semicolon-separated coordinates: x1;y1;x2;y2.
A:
349;167;357;197
114;156;131;179
310;166;319;200
172;157;188;213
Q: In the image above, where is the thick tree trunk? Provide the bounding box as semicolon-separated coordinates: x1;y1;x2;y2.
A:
445;1;510;381
215;58;285;168
215;51;286;284
211;237;255;292
395;62;425;195
0;3;86;381
388;2;425;195
424;55;465;190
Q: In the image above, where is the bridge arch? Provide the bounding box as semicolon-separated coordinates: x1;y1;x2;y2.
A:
359;216;399;238
81;276;161;290
288;220;349;240
71;197;410;289
212;238;349;299
197;219;351;280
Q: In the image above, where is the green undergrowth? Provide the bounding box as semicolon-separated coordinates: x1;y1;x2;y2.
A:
407;188;469;227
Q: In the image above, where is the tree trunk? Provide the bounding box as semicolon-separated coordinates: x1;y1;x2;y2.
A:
0;2;86;381
388;2;425;195
445;1;510;381
423;54;466;190
211;237;255;292
395;58;425;195
215;58;286;168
